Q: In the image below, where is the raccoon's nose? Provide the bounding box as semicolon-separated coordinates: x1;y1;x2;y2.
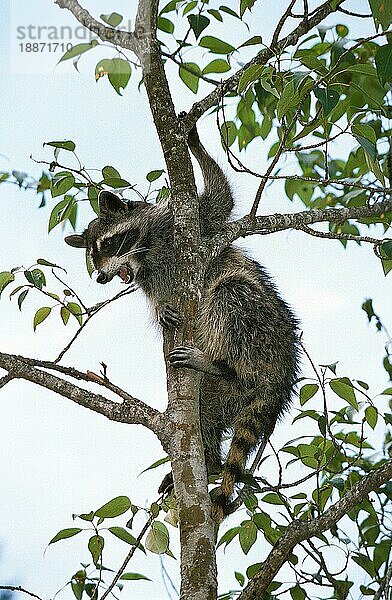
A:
97;272;109;284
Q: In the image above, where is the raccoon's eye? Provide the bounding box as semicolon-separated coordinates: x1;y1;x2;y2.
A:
101;238;115;251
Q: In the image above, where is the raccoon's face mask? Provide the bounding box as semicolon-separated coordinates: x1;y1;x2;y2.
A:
65;191;149;285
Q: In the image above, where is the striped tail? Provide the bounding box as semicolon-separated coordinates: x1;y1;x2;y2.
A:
212;405;270;522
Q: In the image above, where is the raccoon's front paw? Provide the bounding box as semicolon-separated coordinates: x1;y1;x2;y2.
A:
158;305;181;328
169;346;204;370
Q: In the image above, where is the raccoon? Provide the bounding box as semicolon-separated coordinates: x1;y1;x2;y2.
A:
65;126;299;521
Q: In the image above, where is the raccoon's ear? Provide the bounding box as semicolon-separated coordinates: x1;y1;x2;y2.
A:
99;190;126;215
65;233;87;248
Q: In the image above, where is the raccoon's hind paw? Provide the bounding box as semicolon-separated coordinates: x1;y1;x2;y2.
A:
158;305;181;328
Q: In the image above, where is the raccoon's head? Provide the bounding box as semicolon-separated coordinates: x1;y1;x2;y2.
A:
65;191;152;285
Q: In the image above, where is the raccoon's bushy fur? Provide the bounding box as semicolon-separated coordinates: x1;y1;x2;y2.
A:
65;127;299;521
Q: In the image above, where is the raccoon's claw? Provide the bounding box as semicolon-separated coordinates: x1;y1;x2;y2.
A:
158;305;181;328
169;346;203;370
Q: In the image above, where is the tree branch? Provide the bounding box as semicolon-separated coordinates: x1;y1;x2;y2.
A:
0;586;44;600
0;351;165;440
208;198;392;254
184;0;347;129
238;459;392;600
54;0;137;52
295;224;391;247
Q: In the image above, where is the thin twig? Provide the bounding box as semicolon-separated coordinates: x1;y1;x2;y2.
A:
0;586;44;600
337;7;372;17
51;269;87;312
295;224;391;246
0;373;14;388
100;513;154;600
54;285;137;363
270;0;297;49
375;560;392;600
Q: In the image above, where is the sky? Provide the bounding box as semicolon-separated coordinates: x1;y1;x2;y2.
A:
0;1;391;599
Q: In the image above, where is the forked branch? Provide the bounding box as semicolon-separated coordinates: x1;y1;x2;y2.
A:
0;351;165;439
238;459;392;600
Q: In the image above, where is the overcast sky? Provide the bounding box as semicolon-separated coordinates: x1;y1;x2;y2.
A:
0;1;391;599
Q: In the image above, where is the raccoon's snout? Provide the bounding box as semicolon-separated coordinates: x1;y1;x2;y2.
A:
97;272;109;284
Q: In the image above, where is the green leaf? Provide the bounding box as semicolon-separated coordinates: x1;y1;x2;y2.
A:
352;552;376;577
239;520;257;554
300;383;319;405
365;406;378;429
157;17;174;34
109;59;131;95
380;241;392;259
290;585;306;600
381;387;392;395
208;9;223;21
33;307;51;331
120;573;151;581
235;572;245;587
61;307;70;326
320;361;338;375
77;511;94;521
179;63;201;93
96;59;131;95
145;521;169;554
100;12;123;27
88;534;104;566
380;242;392;276
108;527;145;552
216;526;240;548
277;82;299;120
182;1;197;15
140;455;170;474
49;527;83;544
71;577;85;600
202;59;231;75
37;258;64;270
261;493;285;505
102;165;121;181
103;177;131;188
314;87;339;116
240;0;256;17
156;186;170;203
220;121;237;148
352;123;377;162
51;173;75;198
67;302;83;326
18;290;29;310
295;52;327;75
188;14;210;39
368;0;392;31
199;35;235;54
59;40;99;63
335;24;349;38
246;563;262;578
239;36;262;49
329;378;358;410
26;268;46;290
48;196;76;232
237;64;264;94
45;140;76;152
147;170;164;182
0;271;15;295
94;496;131;520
